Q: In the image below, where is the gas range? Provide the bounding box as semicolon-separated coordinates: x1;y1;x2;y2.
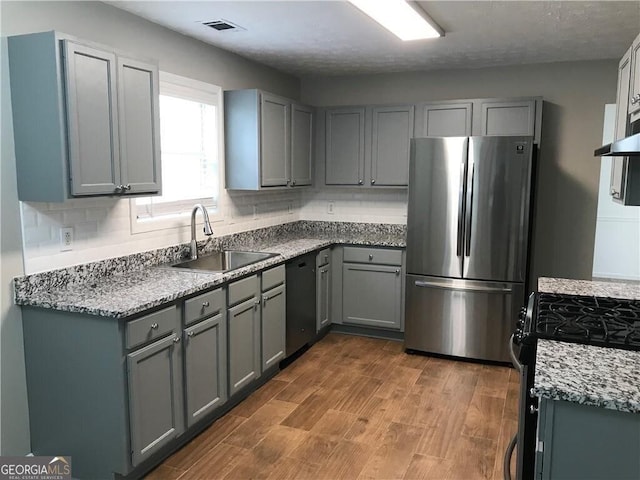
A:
508;291;640;480
516;292;640;351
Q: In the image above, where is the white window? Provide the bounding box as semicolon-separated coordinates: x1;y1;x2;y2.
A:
131;72;223;233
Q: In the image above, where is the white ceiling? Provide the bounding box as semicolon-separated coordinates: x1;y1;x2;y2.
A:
108;1;640;77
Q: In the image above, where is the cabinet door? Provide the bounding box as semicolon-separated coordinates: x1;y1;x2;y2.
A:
478;100;536;137
316;263;331;331
611;48;632;202
416;102;472;137
63;40;121;196
228;297;261;396
291;104;313;186
371;105;414;186
261;93;290;187
184;313;227;428
127;333;183;466
325;107;366;185
629;34;640;118
342;263;403;330
117;56;161;194
261;284;286;370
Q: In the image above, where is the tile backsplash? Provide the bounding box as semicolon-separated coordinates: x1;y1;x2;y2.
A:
20;187;408;274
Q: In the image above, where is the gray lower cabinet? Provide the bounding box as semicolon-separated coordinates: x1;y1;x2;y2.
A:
228;275;262;396
341;247;404;330
7;31;161;202
316;248;331;332
261;283;286;369
127;330;184;466
183;312;227;428
535;398;640;479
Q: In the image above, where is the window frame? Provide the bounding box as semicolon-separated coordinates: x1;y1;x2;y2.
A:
130;72;224;235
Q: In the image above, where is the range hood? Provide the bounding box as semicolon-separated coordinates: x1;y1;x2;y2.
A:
595;132;640;156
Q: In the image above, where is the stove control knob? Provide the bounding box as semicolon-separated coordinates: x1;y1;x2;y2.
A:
529;388;536;398
529;405;539;414
519;306;527;319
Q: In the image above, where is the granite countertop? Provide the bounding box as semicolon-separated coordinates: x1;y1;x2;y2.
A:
539;277;640;300
534;277;640;413
533;339;640;413
14;221;406;319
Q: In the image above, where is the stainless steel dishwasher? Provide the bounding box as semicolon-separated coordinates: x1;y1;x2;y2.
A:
285;252;316;357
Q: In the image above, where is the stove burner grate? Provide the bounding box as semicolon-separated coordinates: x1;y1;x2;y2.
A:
535;293;640;349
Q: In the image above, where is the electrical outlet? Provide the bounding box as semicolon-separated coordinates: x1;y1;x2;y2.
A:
252;205;258;219
60;227;73;251
327;202;335;214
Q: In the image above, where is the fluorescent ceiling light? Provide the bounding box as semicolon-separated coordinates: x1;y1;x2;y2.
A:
349;0;444;41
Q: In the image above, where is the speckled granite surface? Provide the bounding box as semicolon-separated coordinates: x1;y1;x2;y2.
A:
539;277;640;300
14;221;405;318
533;339;640;413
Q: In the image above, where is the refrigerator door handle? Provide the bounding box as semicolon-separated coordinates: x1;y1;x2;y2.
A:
465;160;475;257
414;279;513;294
456;159;466;257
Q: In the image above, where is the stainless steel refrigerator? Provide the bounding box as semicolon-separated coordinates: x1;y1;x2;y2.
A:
405;136;534;363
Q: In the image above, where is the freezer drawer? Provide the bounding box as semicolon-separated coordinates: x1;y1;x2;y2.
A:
404;274;523;362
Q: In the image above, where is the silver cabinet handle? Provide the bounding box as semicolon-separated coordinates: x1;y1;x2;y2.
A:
123;184;131;191
368;254;373;260
173;336;181;343
202;301;210;308
292;180;296;186
395;269;400;275
254;299;260;310
150;323;159;330
114;185;123;193
358;179;363;185
187;331;194;338
371;179;376;184
263;296;268;308
633;97;638;105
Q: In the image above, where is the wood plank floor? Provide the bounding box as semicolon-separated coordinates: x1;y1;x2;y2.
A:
146;333;519;480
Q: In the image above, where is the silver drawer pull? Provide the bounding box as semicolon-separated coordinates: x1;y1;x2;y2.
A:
202;301;210;308
368;254;373;260
187;331;194;338
173;336;181;343
395;269;400;275
150;323;159;330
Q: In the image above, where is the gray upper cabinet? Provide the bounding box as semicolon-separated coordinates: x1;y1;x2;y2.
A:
628;32;640;122
224;89;313;190
371;105;414;186
261;93;290;186
183;312;227;428
325;105;414;187
325;107;366;185
7;31;161;201
415;102;472;137
611;47;632;203
291;103;314;186
477;99;537;138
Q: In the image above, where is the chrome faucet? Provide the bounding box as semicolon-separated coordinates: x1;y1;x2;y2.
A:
190;204;213;260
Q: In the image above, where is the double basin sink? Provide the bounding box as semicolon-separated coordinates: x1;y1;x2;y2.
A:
170;250;279;273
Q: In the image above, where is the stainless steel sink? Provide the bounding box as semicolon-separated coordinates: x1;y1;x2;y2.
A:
170;250;279;273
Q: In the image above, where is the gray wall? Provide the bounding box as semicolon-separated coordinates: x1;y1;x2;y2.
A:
301;61;619;283
0;0;301;455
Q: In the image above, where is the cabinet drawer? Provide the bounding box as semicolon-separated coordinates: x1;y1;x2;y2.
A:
261;265;285;292
228;275;259;307
343;246;402;266
316;248;331;268
126;305;178;349
184;288;225;326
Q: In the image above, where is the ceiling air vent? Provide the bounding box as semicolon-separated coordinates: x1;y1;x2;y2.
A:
202;20;244;32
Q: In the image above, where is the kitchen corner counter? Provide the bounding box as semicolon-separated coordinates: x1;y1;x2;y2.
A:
14;221;406;318
533;339;640;413
539;277;640;300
